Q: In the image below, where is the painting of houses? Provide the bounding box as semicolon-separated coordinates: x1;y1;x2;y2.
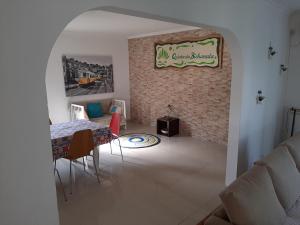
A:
62;55;114;96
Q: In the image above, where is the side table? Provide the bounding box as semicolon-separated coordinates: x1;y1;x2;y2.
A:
157;116;179;137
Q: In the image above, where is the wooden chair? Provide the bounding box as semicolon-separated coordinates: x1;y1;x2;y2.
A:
109;113;123;161
64;129;100;194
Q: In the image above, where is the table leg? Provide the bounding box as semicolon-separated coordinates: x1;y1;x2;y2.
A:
93;146;100;173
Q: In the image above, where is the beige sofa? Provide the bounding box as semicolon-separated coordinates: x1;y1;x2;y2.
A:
201;133;300;225
70;98;127;129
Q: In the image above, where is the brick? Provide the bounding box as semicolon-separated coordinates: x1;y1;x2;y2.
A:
128;29;232;145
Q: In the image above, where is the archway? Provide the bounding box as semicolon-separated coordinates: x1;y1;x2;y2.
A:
0;2;245;225
46;6;243;186
45;8;243;224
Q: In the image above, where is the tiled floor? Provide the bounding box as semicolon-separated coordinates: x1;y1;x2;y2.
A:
55;122;227;225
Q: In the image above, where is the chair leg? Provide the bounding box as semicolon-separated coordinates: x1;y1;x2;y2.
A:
83;157;86;171
54;159;57;171
117;138;123;161
54;168;68;201
69;160;73;194
109;141;113;155
92;156;101;184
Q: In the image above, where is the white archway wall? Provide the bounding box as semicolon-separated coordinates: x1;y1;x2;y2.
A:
0;1;290;225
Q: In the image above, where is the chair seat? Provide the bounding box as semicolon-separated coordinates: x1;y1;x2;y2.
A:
63;152;91;161
111;133;119;139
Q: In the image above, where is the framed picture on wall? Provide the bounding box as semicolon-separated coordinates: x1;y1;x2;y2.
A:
62;55;114;97
155;35;223;69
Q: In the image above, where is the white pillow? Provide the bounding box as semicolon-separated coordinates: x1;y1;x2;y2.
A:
220;165;286;225
255;145;300;210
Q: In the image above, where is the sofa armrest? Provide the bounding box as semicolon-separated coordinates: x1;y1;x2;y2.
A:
113;99;127;120
70;104;89;121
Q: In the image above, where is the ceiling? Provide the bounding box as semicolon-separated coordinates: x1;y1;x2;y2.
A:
64;2;300;37
64;11;198;38
269;0;300;11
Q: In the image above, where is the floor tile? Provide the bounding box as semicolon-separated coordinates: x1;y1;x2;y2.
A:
55;122;226;225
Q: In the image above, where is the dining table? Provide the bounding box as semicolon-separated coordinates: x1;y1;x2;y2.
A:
50;119;112;171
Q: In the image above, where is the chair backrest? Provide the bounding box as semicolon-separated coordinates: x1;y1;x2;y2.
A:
109;113;121;136
69;129;94;160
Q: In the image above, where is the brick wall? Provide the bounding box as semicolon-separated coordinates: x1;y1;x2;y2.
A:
128;29;232;145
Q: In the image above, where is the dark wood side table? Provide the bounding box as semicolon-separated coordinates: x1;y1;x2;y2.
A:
157;116;179;137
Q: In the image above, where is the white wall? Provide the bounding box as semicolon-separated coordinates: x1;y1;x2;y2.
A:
236;2;290;173
0;1;291;224
284;11;300;135
46;31;130;123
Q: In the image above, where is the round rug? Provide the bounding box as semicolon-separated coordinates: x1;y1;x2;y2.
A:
113;133;161;149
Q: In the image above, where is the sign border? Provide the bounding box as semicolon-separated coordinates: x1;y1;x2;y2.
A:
154;34;224;69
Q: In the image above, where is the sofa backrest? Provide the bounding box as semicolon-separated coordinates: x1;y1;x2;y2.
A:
282;133;300;171
201;134;300;225
71;98;113;114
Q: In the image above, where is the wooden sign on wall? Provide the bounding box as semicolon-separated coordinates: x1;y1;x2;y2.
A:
155;36;223;69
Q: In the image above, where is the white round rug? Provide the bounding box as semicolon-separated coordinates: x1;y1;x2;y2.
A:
113;133;161;148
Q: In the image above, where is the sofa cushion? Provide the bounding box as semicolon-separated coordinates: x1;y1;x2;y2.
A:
214;206;229;222
283;133;300;171
220;165;286;225
287;196;300;219
284;217;300;225
255;145;300;210
90;114;126;127
204;216;232;225
90;114;112;127
87;103;103;118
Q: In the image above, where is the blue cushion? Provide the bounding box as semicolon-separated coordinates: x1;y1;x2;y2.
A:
87;103;103;118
